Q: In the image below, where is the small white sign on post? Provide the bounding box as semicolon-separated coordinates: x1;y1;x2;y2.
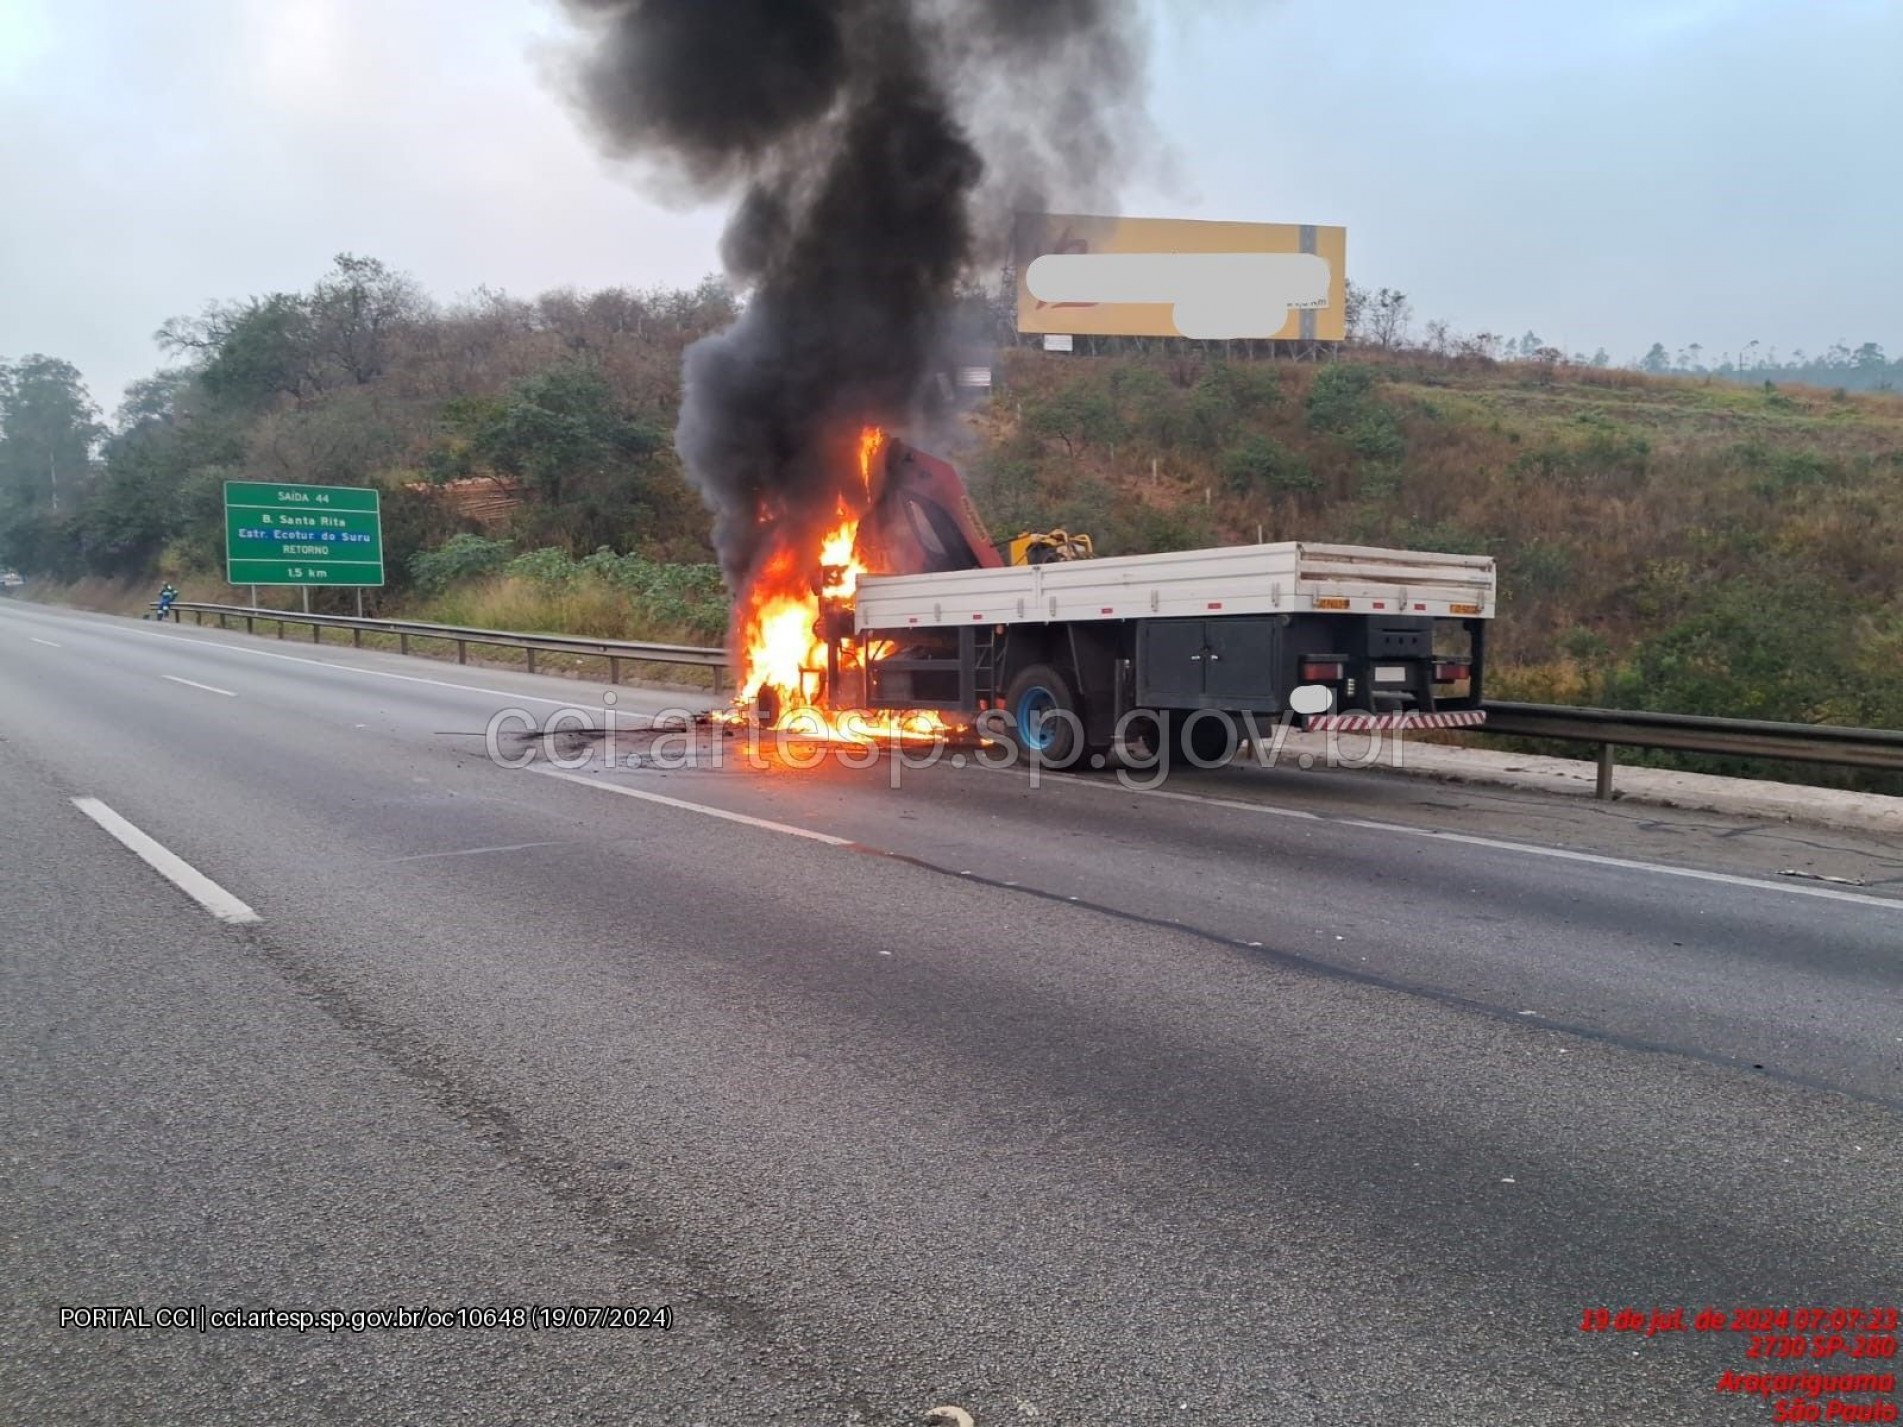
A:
1042;333;1074;353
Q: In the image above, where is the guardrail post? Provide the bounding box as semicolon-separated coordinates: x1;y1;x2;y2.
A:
525;648;536;675
276;619;285;639
399;632;409;655
457;640;467;665
311;621;321;644
1596;742;1616;801
609;656;621;686
712;664;725;695
353;627;362;648
245;614;254;634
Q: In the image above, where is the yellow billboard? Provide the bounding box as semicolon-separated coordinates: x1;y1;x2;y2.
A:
1014;213;1347;343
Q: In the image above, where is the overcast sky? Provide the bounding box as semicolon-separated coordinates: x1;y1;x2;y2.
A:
3;0;1898;412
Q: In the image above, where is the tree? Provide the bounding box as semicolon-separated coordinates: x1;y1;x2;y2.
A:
117;371;191;430
1023;379;1123;457
1343;281;1368;343
0;355;103;517
1366;288;1413;350
469;363;666;548
1639;343;1669;374
1460;331;1501;362
159;294;317;409
1219;435;1317;497
1304;362;1379;432
308;253;428;386
71;372;245;576
158;255;429;407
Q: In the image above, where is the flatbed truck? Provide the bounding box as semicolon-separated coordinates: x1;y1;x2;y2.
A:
829;539;1495;767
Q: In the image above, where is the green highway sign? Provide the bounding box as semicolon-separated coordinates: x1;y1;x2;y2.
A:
224;481;384;587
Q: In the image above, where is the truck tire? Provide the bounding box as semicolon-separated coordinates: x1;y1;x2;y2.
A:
1003;663;1084;769
1174;708;1237;767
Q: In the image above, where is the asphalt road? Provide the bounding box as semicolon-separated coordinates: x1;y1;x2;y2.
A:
2;598;1899;1426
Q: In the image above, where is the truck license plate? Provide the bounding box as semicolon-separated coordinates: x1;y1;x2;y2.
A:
1373;665;1408;684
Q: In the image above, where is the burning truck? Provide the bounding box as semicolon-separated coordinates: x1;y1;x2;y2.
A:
550;0;1491;767
725;428;1495;769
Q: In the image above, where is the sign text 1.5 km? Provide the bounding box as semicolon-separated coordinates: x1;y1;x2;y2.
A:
224;481;384;587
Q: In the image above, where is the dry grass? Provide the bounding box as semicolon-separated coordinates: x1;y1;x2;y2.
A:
414;575;709;647
993;349;1903;671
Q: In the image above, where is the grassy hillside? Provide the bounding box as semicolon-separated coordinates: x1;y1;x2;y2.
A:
973;350;1903;743
8;265;1900;786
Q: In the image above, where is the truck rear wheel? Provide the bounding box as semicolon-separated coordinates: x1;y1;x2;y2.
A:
1003;664;1084;769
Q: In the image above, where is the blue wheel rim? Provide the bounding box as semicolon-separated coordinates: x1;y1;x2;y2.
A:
1016;686;1057;751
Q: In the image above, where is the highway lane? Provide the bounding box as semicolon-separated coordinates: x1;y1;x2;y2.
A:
0;736;813;1424
2;598;1900;1425
10;598;1900;1103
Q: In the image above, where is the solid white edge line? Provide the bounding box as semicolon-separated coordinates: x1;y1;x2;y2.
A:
162;674;238;698
537;768;853;846
1027;766;1321;822
1333;817;1903;913
1009;764;1903;914
70;798;262;925
29;636;61;647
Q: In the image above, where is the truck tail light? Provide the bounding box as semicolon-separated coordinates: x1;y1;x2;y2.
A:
1433;660;1471;683
1300;659;1346;682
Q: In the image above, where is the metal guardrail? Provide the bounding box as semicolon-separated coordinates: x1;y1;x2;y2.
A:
1480;700;1903;798
164;604;1903;795
169;602;728;690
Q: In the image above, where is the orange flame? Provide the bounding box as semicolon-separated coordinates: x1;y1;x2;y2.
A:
728;427;951;744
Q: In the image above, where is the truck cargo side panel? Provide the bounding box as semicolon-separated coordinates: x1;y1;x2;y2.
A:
854;541;1497;633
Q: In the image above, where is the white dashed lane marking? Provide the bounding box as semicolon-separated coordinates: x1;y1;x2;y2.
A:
71;798;261;925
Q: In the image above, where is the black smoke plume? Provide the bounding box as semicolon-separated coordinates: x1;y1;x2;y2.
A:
558;0;1150;593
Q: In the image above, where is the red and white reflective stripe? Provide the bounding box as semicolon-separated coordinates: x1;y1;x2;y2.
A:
1305;709;1488;732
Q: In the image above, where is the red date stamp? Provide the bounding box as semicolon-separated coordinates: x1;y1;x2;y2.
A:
1578;1305;1898;1421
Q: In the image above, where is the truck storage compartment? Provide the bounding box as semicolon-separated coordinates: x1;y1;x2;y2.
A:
1136;617;1286;712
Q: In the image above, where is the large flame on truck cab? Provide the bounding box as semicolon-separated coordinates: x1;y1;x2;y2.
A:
729;428;951;743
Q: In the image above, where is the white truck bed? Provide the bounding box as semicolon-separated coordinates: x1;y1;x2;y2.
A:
853;542;1496;633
